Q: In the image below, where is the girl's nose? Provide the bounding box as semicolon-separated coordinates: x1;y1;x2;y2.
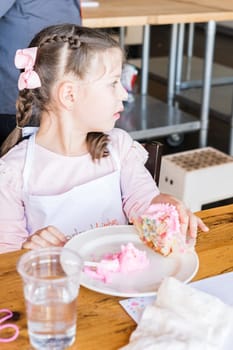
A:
119;82;128;102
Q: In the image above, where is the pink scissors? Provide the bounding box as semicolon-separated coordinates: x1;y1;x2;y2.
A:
0;309;19;343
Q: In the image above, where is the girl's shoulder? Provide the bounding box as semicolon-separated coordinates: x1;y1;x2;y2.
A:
108;128;148;163
2;139;28;164
108;127;133;148
0;139;28;184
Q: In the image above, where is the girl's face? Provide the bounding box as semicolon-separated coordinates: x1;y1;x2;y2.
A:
73;48;128;133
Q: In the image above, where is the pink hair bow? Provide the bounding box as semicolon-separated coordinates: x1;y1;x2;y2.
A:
15;47;41;90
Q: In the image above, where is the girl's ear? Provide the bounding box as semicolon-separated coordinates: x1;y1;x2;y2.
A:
58;81;77;110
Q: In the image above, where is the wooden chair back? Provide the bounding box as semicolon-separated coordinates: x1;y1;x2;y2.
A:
143;141;163;185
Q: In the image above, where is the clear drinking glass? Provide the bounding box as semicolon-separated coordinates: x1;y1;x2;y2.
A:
17;247;83;350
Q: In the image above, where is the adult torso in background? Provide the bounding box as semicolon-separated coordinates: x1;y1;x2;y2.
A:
0;0;82;116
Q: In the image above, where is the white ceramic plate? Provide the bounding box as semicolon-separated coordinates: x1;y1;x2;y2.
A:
65;225;199;297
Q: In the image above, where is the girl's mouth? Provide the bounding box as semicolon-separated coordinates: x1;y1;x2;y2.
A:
113;112;120;120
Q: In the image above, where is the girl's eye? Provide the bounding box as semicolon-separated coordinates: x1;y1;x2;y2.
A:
111;81;118;87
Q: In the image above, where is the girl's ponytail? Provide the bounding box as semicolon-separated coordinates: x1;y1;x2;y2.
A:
0;90;34;156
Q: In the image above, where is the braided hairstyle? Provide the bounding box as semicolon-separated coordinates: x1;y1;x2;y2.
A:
1;24;123;158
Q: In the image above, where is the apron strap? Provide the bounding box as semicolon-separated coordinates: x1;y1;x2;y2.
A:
22;133;36;193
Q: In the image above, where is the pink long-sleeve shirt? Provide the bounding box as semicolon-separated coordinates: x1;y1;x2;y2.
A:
0;128;159;253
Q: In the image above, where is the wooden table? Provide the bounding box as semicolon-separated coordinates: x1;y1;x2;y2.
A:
82;0;233;149
1;204;233;350
82;0;233;27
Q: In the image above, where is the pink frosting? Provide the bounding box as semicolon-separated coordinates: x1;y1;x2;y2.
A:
84;242;149;283
134;203;190;256
144;203;180;235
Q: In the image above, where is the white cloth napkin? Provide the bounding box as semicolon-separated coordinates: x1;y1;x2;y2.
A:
119;277;233;350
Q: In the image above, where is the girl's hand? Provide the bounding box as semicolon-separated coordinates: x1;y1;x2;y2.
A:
151;193;209;239
22;225;67;250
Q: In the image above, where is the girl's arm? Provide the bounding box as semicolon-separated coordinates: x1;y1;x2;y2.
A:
150;193;209;238
0;158;28;253
114;129;208;238
22;225;67;250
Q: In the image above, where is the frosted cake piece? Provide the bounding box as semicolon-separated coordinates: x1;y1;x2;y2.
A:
133;203;193;256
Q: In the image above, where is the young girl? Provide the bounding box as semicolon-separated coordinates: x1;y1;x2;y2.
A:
0;24;208;253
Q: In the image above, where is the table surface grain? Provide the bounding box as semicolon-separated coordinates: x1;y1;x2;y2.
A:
1;204;233;349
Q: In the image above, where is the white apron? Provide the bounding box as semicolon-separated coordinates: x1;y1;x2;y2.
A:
22;134;127;238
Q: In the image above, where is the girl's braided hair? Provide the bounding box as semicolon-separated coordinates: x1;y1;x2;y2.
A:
1;24;122;158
